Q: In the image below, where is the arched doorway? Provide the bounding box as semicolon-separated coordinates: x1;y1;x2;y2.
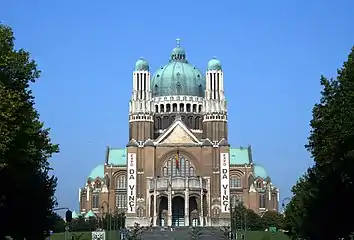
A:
189;196;199;226
172;196;185;226
158;196;168;226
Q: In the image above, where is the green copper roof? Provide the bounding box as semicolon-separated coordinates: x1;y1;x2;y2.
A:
88;165;104;180
72;211;79;219
230;148;250;165
207;57;222;71
85;210;96;218
254;164;268;179
151;40;205;97
107;148;127;165
135;57;149;71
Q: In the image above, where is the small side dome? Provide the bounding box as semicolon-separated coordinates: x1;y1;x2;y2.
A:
254;164;268;179
207;57;222;71
135;57;149;71
88;165;104;180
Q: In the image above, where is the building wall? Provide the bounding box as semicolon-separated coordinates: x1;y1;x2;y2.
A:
79;146;279;220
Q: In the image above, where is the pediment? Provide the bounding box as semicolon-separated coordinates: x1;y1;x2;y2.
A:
155;120;200;145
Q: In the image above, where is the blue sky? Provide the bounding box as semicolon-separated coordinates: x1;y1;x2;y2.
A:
3;0;353;212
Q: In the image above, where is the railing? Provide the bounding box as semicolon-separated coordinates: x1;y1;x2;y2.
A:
149;176;207;191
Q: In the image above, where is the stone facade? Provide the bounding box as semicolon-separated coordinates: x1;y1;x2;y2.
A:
79;40;279;227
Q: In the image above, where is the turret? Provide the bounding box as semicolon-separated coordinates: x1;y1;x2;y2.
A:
203;57;228;141
128;57;154;141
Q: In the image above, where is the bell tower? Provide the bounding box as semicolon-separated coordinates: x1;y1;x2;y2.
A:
203;57;228;141
128;57;154;141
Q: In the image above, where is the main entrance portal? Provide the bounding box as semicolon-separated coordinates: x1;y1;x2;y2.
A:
172;196;185;226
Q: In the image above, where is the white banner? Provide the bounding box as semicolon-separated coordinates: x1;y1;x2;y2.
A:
220;153;230;213
127;153;137;214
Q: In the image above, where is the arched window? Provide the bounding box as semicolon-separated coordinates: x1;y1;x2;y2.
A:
256;180;262;188
161;155;195;177
176;82;181;95
259;194;266;208
230;176;241;188
137;208;144;217
115;174;127;210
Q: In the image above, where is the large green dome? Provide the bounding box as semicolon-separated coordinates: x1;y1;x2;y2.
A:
151;41;205;97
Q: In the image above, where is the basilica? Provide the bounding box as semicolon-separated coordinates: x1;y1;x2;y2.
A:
79;40;279;227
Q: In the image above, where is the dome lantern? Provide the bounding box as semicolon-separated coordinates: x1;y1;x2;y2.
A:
170;38;187;62
207;57;222;71
135;57;149;71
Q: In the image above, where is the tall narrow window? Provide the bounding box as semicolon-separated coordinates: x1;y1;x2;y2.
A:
176;82;181;95
259;194;266;208
116;174;127;210
92;194;99;209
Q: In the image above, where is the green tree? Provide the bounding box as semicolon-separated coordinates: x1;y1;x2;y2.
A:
0;24;59;239
189;227;203;240
231;205;263;231
261;210;284;230
48;212;66;233
285;46;354;239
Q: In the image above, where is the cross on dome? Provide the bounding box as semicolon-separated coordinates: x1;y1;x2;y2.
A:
176;38;181;47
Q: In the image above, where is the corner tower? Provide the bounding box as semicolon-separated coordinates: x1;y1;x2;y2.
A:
129;58;154;141
203;57;228;141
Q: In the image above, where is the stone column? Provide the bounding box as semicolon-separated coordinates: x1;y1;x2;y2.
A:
153;189;157;226
185;187;189;226
168;186;172;226
200;178;204;226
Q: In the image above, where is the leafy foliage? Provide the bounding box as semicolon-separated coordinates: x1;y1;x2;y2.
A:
189;227;203;240
284;47;354;239
125;222;145;240
68;213;126;232
0;24;59;239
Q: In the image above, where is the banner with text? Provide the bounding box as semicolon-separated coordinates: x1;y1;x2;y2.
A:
127;153;137;214
220;153;230;213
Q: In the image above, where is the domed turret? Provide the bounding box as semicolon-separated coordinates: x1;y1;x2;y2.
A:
207;57;222;71
135;57;149;71
151;39;205;97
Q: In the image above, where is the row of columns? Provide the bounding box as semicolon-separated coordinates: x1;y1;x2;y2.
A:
151;187;204;227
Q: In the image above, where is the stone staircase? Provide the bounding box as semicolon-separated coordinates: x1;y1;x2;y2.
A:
140;227;224;240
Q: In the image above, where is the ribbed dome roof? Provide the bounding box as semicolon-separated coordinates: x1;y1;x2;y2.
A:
151;39;205;97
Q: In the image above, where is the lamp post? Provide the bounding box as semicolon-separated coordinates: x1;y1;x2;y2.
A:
281;197;291;214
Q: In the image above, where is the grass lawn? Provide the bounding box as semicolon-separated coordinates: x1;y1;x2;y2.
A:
244;231;290;239
49;230;289;240
49;230;119;240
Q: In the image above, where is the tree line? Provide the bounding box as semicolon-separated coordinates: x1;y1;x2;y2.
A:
283;47;354;239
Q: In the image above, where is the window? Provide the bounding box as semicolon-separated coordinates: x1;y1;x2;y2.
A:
92;194;99;209
259;194;266;208
176;82;181;95
256;181;262;188
116;193;127;209
116;174;127;209
117;175;127;189
230;176;241;188
231;194;244;208
137;208;144;217
94;181;101;189
161;155;195;177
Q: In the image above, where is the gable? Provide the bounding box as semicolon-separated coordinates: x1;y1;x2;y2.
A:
156;120;200;144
